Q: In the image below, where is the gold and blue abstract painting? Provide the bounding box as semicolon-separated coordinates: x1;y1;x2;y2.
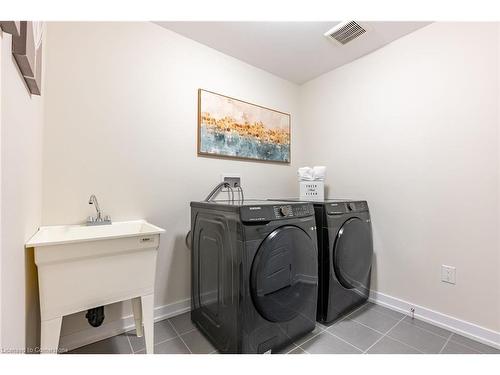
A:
198;89;291;163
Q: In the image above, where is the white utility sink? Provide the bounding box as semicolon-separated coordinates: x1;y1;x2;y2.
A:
26;220;165;354
26;219;165;247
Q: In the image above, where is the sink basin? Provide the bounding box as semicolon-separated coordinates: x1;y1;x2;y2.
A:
26;219;165;247
26;219;165;354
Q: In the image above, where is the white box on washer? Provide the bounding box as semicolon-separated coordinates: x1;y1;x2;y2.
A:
299;181;324;201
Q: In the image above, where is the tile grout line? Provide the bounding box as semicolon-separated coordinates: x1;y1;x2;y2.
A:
399;316;453;340
362;315;407;354
377;319;427;354
133;334;180;354
284;343;300;354
351;314;442;352
296;330;324;348
349;318;390;336
446;335;493;354
438;333;453;354
323;330;364;353
378;300;499;352
371;303;474;346
296;303;375;351
167;319;192;354
125;332;134;354
354;309;454;349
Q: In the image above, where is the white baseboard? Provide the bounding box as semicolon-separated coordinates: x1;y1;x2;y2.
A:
59;298;191;352
369;290;500;350
60;291;500;352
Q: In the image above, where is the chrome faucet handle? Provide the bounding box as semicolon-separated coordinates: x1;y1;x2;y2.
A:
86;194;111;226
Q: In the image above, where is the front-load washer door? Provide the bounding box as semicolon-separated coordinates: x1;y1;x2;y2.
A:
332;218;373;290
250;225;318;323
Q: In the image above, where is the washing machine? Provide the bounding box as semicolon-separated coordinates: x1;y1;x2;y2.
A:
190;199;318;353
271;199;373;324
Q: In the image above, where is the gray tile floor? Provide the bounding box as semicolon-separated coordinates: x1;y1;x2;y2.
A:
68;302;500;354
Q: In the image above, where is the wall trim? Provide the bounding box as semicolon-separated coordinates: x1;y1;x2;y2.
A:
60;292;500;352
369;290;500;350
59;298;191;352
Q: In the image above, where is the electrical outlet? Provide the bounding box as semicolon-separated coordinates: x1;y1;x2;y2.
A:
222;174;241;188
441;265;456;284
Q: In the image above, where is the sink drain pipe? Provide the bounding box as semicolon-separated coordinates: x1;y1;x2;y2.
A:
86;306;105;327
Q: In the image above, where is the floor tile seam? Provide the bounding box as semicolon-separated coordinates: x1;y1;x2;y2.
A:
362;315;407;354
386;317;440;354
284;343;300;354
445;338;484;354
319;302;380;331
178;327;198;337
342;303;373;320
368;306;407;321
438;334;453;354
447;334;494;354
133;334;180;353
350;311;401;331
125;331;134;354
167;319;192;354
333;318;388;336
360;317;404;353
296;330;325;348
323;329;364;353
400;316;453;340
394;318;453;342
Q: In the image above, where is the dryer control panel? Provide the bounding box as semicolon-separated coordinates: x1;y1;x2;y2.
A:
326;201;369;215
241;203;314;222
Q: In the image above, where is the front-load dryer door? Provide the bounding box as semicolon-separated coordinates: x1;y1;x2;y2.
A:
332;218;373;290
250;225;318;323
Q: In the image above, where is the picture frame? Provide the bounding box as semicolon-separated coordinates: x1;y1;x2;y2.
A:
197;89;291;163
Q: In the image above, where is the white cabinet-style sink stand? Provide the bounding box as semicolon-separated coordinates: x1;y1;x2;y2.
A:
26;220;165;354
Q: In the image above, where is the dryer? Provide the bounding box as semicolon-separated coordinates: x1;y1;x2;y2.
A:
190;200;318;353
317;200;373;323
270;199;373;324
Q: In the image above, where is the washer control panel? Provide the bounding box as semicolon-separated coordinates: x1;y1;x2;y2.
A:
326;200;369;215
274;205;293;218
241;203;314;222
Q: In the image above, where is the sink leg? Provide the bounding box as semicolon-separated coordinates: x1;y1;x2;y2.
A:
40;316;62;354
131;297;144;337
141;294;154;354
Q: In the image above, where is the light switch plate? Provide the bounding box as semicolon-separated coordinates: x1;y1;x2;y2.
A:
441;265;456;284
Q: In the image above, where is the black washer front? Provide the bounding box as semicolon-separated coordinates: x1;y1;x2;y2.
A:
333;217;373;290
251;225;317;323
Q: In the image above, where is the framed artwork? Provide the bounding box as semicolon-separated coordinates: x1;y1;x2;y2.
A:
198;89;291;163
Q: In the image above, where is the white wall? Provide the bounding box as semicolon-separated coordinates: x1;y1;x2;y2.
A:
42;22;301;337
300;22;500;331
0;30;44;351
0;29;3;351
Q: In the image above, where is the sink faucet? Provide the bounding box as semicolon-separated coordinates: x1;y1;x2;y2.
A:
87;194;111;226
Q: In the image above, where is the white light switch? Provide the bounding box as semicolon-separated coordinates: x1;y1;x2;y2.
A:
441;265;456;284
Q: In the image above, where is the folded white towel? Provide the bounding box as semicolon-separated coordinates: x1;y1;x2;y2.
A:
312;166;326;180
298;166;326;181
298;167;314;181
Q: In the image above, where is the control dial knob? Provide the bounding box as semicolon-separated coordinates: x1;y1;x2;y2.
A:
280;205;293;217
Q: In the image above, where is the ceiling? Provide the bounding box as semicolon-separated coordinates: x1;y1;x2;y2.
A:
155;21;431;84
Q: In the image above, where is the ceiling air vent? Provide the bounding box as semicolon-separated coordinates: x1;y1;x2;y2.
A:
324;21;367;45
